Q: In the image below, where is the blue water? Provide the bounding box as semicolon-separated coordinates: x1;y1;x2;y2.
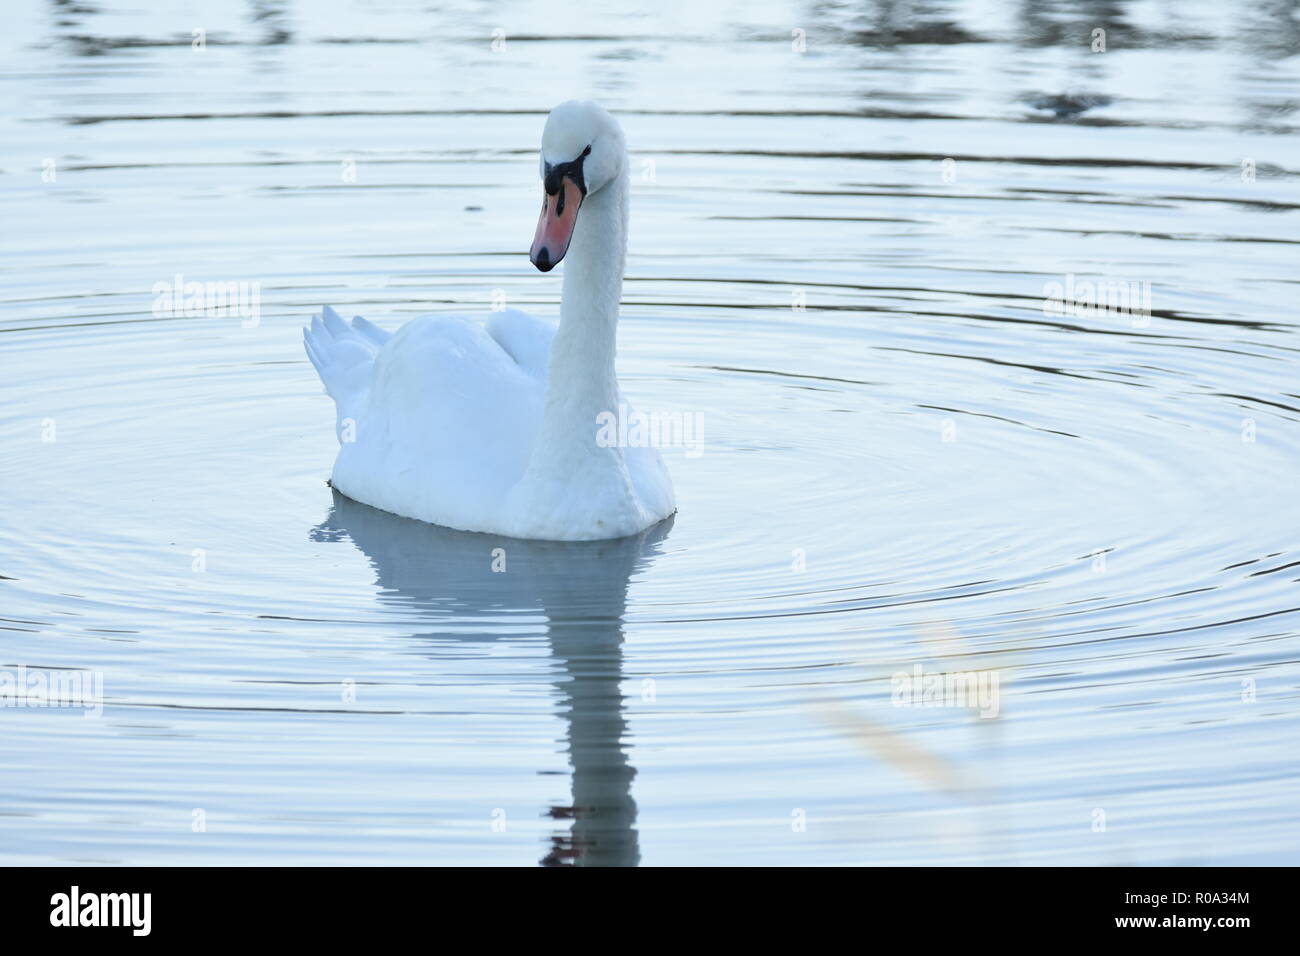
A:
2;0;1299;865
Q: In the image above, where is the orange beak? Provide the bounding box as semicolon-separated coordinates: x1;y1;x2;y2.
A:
530;175;583;272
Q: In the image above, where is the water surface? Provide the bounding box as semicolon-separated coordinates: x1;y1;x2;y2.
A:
2;0;1299;865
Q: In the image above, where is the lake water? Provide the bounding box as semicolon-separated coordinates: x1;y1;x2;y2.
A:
2;0;1299;866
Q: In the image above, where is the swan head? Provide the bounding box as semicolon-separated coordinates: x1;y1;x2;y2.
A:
530;100;625;272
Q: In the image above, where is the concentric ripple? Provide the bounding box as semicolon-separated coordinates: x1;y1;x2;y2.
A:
2;0;1299;865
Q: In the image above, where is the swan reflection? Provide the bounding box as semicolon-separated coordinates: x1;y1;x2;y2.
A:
312;488;671;866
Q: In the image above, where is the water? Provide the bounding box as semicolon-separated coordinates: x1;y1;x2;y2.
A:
2;0;1299;866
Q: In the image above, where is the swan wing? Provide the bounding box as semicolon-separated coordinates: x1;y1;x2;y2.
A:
322;313;548;531
485;307;555;380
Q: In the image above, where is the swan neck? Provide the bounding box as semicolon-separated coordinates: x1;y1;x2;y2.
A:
540;168;628;445
558;169;626;369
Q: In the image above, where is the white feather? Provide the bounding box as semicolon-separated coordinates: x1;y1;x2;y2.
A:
303;103;675;540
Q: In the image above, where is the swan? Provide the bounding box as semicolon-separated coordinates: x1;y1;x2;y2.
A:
303;101;675;541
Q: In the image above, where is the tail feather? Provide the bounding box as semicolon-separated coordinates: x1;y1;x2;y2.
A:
303;305;389;437
351;314;390;347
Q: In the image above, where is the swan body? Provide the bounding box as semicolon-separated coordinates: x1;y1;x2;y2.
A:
304;102;675;541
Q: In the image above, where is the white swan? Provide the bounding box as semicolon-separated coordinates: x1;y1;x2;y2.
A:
303;101;675;541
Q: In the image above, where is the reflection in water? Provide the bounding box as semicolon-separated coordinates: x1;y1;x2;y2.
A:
312;488;671;867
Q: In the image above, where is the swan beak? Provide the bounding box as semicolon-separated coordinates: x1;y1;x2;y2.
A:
530;175;583;272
